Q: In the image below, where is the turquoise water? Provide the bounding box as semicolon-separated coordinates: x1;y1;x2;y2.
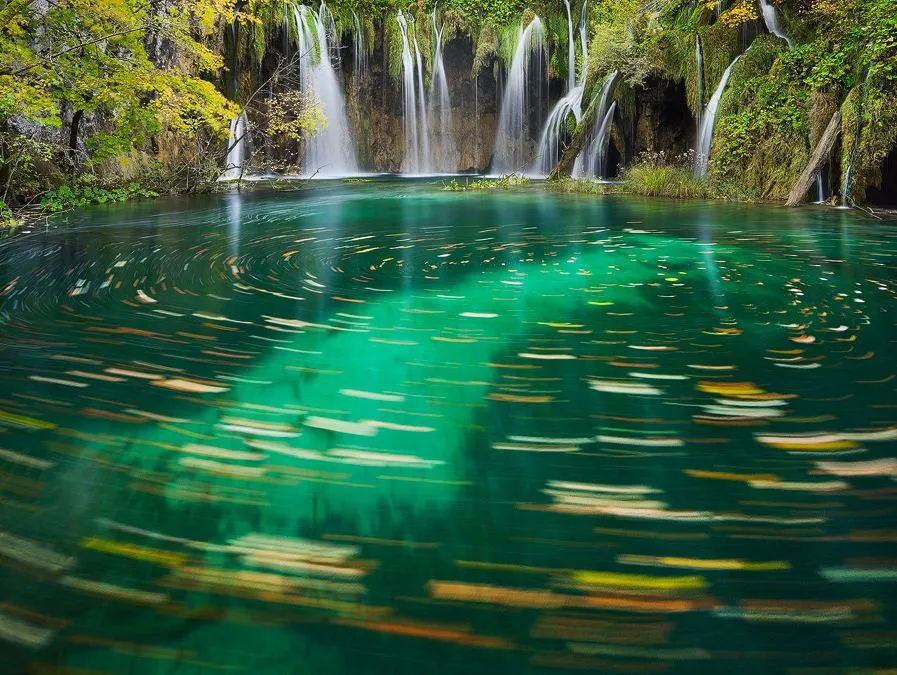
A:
1;180;896;674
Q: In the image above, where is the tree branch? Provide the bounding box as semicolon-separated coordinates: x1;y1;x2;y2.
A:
6;23;152;77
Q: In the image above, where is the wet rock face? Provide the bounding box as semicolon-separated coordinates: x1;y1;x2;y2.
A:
866;146;897;207
245;25;696;175
634;77;694;160
343;31;500;173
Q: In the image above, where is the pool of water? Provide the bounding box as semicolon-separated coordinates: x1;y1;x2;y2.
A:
2;180;896;674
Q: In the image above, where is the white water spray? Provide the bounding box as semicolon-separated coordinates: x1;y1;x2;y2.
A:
577;0;589;86
530;87;583;176
292;3;357;176
695;34;705;127
492;17;546;174
842;69;872;206
572;70;619;179
429;8;458;171
564;0;575;92
759;0;793;47
221;111;249;181
695;55;741;176
411;18;431;171
352;11;366;75
396;12;420;173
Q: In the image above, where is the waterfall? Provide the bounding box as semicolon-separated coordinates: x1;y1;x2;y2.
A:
528;0;589;176
842;69;871;206
396;11;435;174
229;3;242;97
292;3;357;176
352;11;366;75
695;34;705;126
396;12;420;173
492;17;546;174
564;0;575;92
429;8;457;172
220;2;246;179
529;87;583;176
582;102;617;178
759;0;793;47
695;54;741;176
475;73;480;168
221;111;249;181
572;70;619;179
815;172;825;203
577;0;589;86
574;100;617;179
411;18;432;171
318;3;338;63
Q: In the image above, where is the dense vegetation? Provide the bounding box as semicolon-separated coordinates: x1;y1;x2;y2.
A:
1;0;895;225
0;0;240;223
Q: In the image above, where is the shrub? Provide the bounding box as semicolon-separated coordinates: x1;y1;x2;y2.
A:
39;182;159;213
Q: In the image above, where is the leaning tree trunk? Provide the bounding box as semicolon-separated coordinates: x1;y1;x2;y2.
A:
786;111;841;207
549;68;604;180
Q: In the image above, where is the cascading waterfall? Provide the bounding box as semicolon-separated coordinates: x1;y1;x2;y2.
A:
222;111;249;181
581;102;616;178
292;3;357;176
529;0;590;176
695;34;705;127
475;73;480;165
564;0;575;92
816;172;825;203
492;17;546;174
695;54;742;176
429;8;457;172
221;3;248;179
411;18;432;171
577;0;589;86
529;86;582;176
571;70;619;179
759;0;793;47
396;11;421;173
352;11;366;74
842;68;872;206
318;3;338;63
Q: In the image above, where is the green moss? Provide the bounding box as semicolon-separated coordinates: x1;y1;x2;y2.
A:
841;74;897;203
384;13;404;83
472;24;499;75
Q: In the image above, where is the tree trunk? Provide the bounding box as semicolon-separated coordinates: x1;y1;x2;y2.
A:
67;109;83;173
786;111;841;206
549;68;605;180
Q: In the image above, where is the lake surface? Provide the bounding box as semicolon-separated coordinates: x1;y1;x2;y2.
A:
1;180;896;674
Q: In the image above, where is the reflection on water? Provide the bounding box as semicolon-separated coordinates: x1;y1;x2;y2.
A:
1;180;896;674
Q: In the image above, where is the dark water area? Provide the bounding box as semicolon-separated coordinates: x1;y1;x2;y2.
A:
1;180;896;674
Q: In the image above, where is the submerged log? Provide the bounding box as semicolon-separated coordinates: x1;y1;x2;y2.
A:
785;111;841;207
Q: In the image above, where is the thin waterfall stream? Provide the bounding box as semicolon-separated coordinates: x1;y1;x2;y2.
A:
695;54;743;176
292;2;357;176
572;70;619;179
759;0;793;47
429;7;457;172
492;17;546;174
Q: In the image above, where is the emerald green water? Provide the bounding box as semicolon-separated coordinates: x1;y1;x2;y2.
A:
1;180;896;674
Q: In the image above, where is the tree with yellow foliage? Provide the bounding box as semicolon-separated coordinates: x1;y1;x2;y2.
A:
0;0;239;213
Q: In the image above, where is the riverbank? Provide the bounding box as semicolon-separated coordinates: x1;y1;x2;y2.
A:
3;0;895;216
